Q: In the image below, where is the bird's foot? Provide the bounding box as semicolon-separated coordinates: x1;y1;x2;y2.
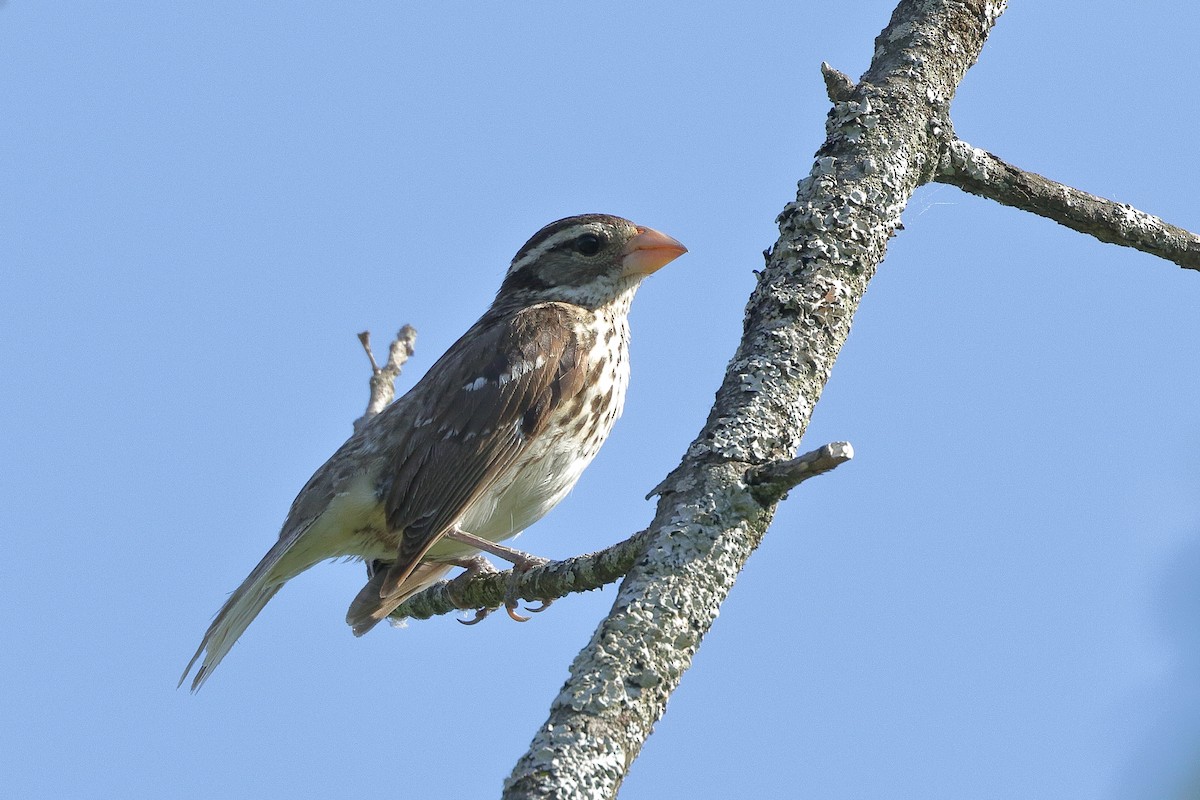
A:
504;554;551;622
458;606;494;626
441;532;552;623
446;555;501;625
441;527;554;622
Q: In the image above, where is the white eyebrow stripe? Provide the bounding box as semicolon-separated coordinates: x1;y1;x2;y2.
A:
507;226;592;274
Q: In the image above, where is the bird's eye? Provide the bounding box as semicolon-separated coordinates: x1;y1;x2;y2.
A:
574;233;603;256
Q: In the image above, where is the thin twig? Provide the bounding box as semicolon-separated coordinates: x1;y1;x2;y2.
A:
936;139;1200;271
745;441;854;504
353;325;417;433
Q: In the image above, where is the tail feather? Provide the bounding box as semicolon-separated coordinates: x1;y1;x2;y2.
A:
345;561;452;637
180;538;296;692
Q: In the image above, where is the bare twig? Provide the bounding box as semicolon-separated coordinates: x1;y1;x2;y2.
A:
746;441;854;503
353;325;417;433
821;62;856;102
937;139;1200;271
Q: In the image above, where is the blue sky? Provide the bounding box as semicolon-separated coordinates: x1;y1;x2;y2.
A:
3;3;1198;798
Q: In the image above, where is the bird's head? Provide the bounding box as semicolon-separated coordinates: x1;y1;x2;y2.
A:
496;214;687;310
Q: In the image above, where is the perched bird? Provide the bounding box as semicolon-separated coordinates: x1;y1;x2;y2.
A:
181;214;686;691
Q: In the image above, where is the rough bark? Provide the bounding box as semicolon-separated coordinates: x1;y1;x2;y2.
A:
353;3;1198;796
501;2;1007;797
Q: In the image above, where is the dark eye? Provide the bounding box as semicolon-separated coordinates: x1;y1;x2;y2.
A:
574;233;603;256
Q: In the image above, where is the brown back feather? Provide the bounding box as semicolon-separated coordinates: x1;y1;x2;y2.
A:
354;303;591;622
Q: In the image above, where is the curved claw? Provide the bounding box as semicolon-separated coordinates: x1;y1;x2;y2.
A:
524;599;553;614
458;607;494;626
505;604;532;623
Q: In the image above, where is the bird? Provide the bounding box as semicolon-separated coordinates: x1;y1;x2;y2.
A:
180;214;686;691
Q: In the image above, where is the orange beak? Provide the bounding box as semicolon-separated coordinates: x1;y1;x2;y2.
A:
621;225;687;277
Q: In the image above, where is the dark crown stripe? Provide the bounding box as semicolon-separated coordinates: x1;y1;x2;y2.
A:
510;214;622;266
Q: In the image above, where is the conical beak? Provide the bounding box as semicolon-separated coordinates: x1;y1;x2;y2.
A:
621;225;687;277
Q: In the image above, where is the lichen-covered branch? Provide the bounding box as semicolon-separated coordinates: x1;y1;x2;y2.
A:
387;442;853;621
745;441;854;504
936;139;1200;271
501;3;1007;798
353;325;417;433
352;4;1193;795
393;533;650;622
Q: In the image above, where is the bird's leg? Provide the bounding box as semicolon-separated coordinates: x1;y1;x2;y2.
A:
443;529;549;570
444;554;499;626
443;528;552;622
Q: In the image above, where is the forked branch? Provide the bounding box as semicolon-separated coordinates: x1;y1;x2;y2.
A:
353;325;417;433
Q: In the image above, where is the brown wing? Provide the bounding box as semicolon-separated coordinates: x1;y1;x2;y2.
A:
375;302;590;600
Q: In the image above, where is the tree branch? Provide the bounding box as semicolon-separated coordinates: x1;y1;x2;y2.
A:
745;441;854;504
353;325;417;433
502;3;1007;798
386;442;854;621
394;533;649;622
936;139;1200;271
350;4;1197;793
821;61;856;103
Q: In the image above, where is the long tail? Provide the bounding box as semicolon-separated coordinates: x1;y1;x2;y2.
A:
180;537;296;692
345;560;453;637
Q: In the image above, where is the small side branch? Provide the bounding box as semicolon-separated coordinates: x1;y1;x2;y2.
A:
389;530;654;622
821;62;856;102
937;139;1200;271
745;441;854;504
353;325;417;433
